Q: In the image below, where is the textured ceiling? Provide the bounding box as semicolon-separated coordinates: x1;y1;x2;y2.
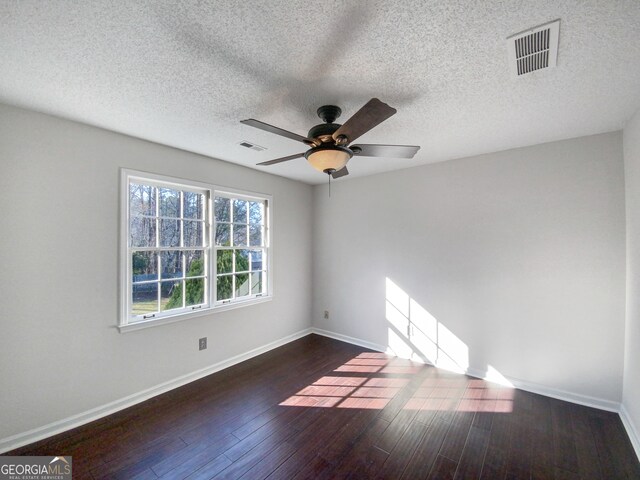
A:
1;1;640;185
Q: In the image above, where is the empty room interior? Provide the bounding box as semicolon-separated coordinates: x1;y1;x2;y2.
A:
2;1;640;479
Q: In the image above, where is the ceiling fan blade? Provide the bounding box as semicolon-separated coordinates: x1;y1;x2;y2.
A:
351;144;421;159
332;98;397;144
256;152;305;166
331;166;349;179
241;119;311;144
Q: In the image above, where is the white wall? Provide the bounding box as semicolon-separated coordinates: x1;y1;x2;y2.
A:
313;132;626;404
0;104;313;441
623;108;640;450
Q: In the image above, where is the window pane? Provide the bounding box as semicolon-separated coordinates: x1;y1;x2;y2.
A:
249;201;263;225
130;217;156;247
250;251;263;272
162;280;182;310
185;278;205;306
185;251;205;277
160;219;180;247
251;272;263;295
215;197;230;222
159;188;180;218
130;183;156;216
233;199;247;223
160;250;182;279
217;275;233;300
249;225;262;246
217;250;233;274
132;283;158;315
184;221;203;247
215;223;230;246
235;273;249;298
235;249;249;273
233;224;247;246
132;252;157;281
183;191;203;219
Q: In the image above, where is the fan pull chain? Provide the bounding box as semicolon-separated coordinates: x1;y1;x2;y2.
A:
328;173;331;198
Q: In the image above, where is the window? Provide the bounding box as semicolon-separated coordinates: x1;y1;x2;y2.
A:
214;193;268;303
120;170;271;331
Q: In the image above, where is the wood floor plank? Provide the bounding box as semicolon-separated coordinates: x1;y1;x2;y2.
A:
503;415;533;480
299;409;381;479
401;418;451;480
7;334;639;480
231;405;285;440
129;468;159;480
550;397;580;474
599;413;640;478
589;415;630;479
153;433;238;479
438;410;475;463
428;454;458;479
224;421;296;462
325;417;390;479
216;428;300;478
376;421;428;479
569;405;604;480
529;392;555;480
92;436;187;480
478;411;512;480
375;407;422;454
182;454;232;480
264;408;359;479
453;425;490;479
237;439;299;479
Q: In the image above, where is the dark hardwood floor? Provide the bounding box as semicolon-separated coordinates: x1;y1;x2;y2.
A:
9;334;640;479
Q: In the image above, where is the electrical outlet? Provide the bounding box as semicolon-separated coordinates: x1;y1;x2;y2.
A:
199;337;207;350
324;310;329;319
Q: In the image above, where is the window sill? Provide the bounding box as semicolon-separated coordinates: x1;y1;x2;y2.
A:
117;296;272;333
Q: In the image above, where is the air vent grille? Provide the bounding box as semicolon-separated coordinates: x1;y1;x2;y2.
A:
515;29;549;75
508;19;560;78
238;141;266;152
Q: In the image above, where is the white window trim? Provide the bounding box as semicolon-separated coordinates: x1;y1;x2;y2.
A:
118;169;273;333
212;187;272;306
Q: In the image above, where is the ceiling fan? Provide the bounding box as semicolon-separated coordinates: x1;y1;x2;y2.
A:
241;98;420;179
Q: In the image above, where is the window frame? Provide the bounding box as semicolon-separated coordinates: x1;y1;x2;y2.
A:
212;189;271;306
119;169;273;332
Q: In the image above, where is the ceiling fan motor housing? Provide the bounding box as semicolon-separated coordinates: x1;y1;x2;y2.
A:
308;122;341;143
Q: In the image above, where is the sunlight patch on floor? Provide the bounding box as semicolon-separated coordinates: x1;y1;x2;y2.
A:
279;352;513;412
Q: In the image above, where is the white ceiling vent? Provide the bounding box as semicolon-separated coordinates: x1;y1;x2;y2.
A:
238;141;266;152
507;19;560;77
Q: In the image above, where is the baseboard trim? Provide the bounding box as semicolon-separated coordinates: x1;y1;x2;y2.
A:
311;327;387;353
466;367;620;412
620;404;640;461
312;327;621;412
0;327;312;454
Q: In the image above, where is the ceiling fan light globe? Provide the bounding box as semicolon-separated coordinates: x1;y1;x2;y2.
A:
305;145;352;173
